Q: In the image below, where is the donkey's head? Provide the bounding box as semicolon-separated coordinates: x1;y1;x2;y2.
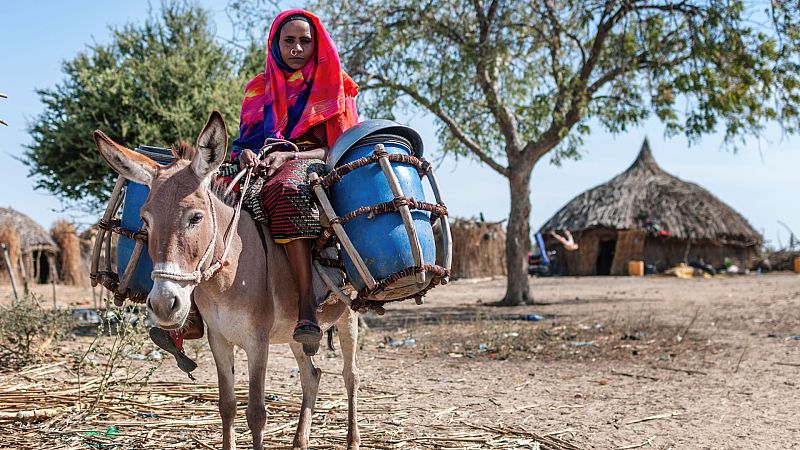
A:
94;112;228;329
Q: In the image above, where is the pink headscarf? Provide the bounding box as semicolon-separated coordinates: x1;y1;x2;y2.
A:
232;9;358;157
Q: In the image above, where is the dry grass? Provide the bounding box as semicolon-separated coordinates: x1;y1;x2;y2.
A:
51;220;88;287
392;312;717;365
0;360;579;450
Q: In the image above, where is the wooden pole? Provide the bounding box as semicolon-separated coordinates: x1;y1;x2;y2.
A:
49;254;57;309
1;243;19;305
375;145;426;285
17;253;29;295
308;172;376;290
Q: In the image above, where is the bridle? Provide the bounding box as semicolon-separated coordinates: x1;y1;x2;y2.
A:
150;139;298;284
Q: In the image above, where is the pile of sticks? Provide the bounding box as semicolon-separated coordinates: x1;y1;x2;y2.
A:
0;362;579;449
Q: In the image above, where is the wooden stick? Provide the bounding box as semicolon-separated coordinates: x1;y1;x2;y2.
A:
425;166;452;280
542;428;578;437
312;260;351;306
616;436;655;449
49;254;57;308
774;362;800;367
308;172;375;290
734;344;748;373
376;145;426;285
17;252;29;295
1;243;19;304
650;365;707;376
91;176;125;280
116;239;144;305
624;411;682;425
191;435;216;450
611;369;659;381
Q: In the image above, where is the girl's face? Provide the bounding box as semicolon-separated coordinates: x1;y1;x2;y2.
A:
278;20;315;70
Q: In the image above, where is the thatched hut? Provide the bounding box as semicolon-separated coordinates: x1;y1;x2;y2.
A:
0;207;59;284
446;217;506;279
539;140;762;275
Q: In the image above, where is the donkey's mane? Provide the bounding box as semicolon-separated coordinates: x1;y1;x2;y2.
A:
169;140;239;208
171;141;195;161
209;177;240;207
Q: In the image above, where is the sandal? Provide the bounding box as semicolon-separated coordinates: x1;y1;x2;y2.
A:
293;320;322;356
149;327;198;375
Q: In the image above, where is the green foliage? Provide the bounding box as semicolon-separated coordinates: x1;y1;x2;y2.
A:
310;0;800;167
24;2;251;211
0;295;72;370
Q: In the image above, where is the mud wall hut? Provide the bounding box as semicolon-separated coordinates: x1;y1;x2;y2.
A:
0;207;59;283
445;217;506;279
539;140;762;275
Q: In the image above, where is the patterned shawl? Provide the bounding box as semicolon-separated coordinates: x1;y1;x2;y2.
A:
232;9;358;158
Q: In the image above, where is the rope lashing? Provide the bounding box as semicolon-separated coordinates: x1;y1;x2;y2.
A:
311;149;432;189
328;196;448;227
350;263;451;312
98;219;148;243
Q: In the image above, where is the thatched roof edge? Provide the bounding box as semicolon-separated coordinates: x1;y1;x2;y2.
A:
0;207;58;253
539;140;762;246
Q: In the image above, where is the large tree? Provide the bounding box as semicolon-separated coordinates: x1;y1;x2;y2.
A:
309;0;800;304
25;3;257;211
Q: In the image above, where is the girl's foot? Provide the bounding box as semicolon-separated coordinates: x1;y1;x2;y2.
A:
293;320;322;355
149;327;198;374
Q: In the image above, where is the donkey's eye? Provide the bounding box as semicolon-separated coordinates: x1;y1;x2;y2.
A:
189;212;203;225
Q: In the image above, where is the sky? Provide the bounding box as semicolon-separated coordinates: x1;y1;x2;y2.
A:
1;1;798;248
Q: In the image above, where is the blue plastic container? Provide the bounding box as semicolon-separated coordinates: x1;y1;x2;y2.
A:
116;146;173;296
117;182;154;294
330;135;435;299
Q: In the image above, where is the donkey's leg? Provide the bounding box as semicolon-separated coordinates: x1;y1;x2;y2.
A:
208;330;237;450
244;341;269;450
338;309;361;450
290;342;321;450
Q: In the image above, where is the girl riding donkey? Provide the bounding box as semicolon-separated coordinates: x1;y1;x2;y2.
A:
150;9;359;371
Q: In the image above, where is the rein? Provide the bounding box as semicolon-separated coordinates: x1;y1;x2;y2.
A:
150;139;297;284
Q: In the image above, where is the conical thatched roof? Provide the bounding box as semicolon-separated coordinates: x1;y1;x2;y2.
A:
540;140;762;246
0;207;57;253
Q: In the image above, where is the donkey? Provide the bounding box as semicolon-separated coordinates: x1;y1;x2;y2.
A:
93;111;361;450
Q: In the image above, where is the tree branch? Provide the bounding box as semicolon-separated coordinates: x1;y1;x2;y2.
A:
473;0;524;153
523;1;632;162
367;74;509;177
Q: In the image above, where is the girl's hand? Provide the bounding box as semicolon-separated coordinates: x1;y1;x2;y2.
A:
239;148;259;169
261;151;297;178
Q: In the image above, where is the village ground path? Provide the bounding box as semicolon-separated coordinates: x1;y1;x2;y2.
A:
1;273;799;449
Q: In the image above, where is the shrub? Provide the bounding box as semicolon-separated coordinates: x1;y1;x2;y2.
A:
0;295;72;370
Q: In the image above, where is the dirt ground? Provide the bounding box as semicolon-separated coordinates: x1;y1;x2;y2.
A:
1;273;799;449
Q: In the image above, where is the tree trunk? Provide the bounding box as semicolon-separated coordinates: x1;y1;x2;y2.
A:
500;169;533;305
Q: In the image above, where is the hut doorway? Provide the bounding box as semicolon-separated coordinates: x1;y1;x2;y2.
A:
34;250;53;284
596;239;616;275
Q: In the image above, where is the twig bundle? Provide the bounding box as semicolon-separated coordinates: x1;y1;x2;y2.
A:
51;220;88;287
0;225;22;285
447;218;506;279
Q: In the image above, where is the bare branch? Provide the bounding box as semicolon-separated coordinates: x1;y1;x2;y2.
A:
367;74;509;177
526;1;634;161
473;0;524;153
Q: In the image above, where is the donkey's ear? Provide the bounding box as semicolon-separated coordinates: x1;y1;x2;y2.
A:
94;130;159;186
192;111;228;179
